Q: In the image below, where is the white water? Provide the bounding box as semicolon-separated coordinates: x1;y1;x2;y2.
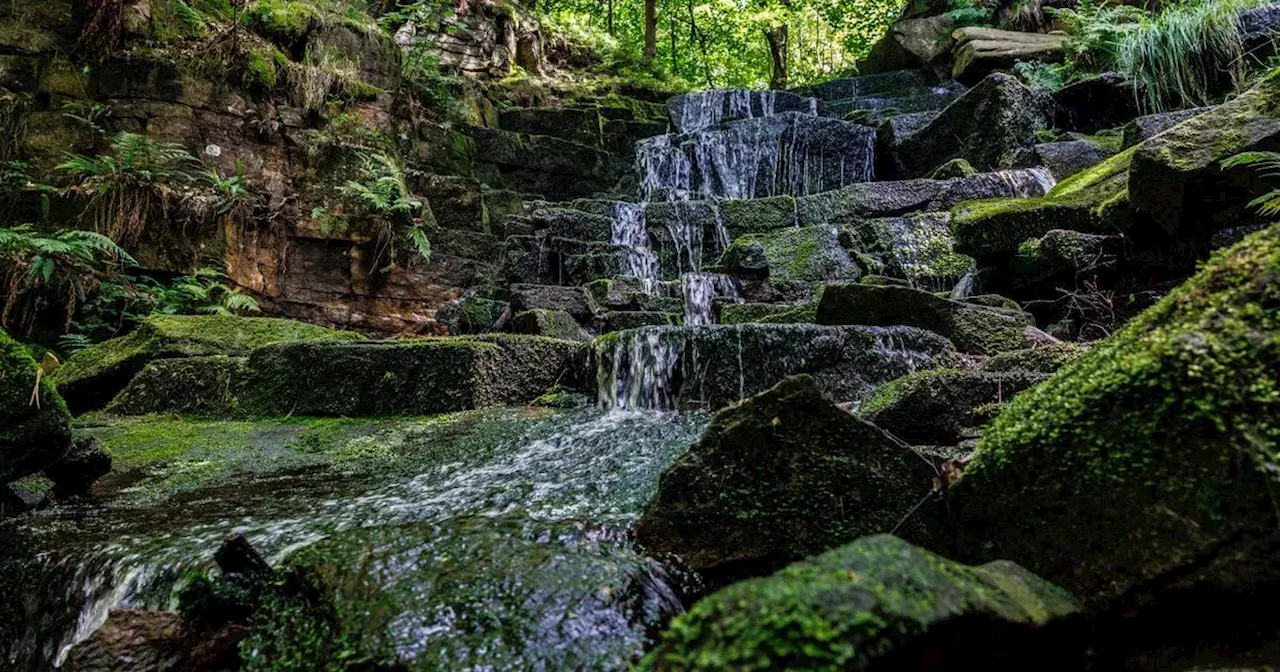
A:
610;201;661;289
682;272;740;327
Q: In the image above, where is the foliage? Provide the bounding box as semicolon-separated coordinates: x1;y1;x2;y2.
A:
1012;59;1068;91
0;225;135;335
1042;0;1263;111
60;100;112;137
311;151;431;268
1222;151;1280;217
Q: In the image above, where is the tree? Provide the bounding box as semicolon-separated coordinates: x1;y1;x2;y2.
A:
766;2;789;90
644;0;658;65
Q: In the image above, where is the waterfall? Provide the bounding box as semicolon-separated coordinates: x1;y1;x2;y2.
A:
996;166;1058;198
611;201;661;289
682;272;740;326
598;328;685;411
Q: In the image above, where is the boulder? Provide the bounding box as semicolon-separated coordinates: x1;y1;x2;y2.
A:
241;515;684;671
467;126;620;200
437;297;511;335
107;356;251;417
1128;71;1280;240
1;328;72;482
849;213;976;291
859;369;1047;445
1009;140;1106;180
52;315;364;414
638;535;1080;671
951;28;1068;85
929;158;978;179
633;376;939;580
721;226;859;289
816;282;1033;355
598;311;677;333
1011;228;1123;285
1120;106;1215;149
509;308;590;341
978;343;1086;374
857;15;956;75
64;609;244;672
44;435;112;498
506;284;598;322
1052;73;1142;134
949;222;1280;609
890;73;1054;177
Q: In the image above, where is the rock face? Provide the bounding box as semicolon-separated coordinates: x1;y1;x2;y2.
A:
1128;71;1280;240
639;534;1080;671
949;222;1280;609
633;376;938;580
951;28;1068;85
1;328;72;483
860;369;1047;445
890;73;1054;177
816;283;1033;355
53;315;364;414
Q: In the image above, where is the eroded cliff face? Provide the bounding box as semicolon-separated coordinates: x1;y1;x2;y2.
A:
0;0;668;336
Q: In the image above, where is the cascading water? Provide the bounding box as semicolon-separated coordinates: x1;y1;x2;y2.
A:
681;272;740;326
4;409;709;670
610;201;661;289
993;166;1058;198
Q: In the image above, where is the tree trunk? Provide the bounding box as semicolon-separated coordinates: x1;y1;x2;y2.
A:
767;24;788;90
644;0;657;65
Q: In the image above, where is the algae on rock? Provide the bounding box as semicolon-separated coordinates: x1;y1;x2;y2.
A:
1;328;73;482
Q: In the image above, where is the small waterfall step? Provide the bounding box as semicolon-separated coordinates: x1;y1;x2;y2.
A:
596;323;957;411
666;89;821;133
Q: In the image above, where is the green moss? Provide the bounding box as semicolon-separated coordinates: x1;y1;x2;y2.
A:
639;534;1079;671
1;328;73;482
979;344;1087;374
1047;145;1137;199
53;315;364;415
251;0;319;41
951;222;1280;607
724;226;856;285
244;49;279;88
859;369;1047;445
929;158;978;179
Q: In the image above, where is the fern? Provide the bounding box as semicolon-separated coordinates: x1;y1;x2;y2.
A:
1222;151;1280;216
0;225;135;332
406;227;432;263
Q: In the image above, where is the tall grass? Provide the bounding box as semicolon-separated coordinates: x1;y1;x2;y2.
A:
1116;0;1261;112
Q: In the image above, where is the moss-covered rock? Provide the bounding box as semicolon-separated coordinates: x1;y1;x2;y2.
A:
107;356;250;417
859;369;1047;445
1012;229;1120;283
598;310;678;332
509;309;590;342
633;375;938;580
950;146;1134;263
721;226;859;291
977;344;1086;374
437;297;511;336
949;222;1280;608
718;301;819;325
1129;70;1280;239
53;316;364;414
242;515;683;671
638;534;1080;671
816;282;1032;355
1;328;72;482
929;157;978;179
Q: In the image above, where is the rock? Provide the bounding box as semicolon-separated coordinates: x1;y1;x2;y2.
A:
596;324;956;411
951;28;1068;85
978;343;1086;373
1009;140;1106;180
44;435;111;499
1128;71;1280;240
1011;228;1122;285
598;311;678;333
2;474;55;516
929;158;978;179
816;282;1034;355
1052;73;1142;134
507;284;598;322
793;69;938;102
875;109;938;163
638;534;1080;671
64;609;244;672
848;213;976;291
634;376;939;579
509;308;590;341
106;356;249;417
242;515;684;671
666;89;817;133
890;73;1054;177
1239;3;1280;57
437;297;511;335
860;369;1047;445
214;533;273;578
857;15;956;75
53;315;364;415
949;222;1280;609
721;226;859;291
951;146;1134;265
1120;106;1215;149
1;328;72;483
467;126;620;200
718;302;818;325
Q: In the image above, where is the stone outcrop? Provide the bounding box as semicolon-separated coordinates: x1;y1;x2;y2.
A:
857;16;957;75
951;28;1068;85
889;73;1054;177
634;376;939;579
639;535;1080;671
949;222;1280;609
1120;106;1215;149
1;328;72;483
816;283;1033;355
860;369;1047;445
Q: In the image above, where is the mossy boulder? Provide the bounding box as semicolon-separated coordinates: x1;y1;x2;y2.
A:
816;282;1032;355
1128;70;1280;239
633;375;938;581
949;222;1280;608
859;369;1047;445
978;344;1086;374
1012;229;1120;283
1;328;72;482
107;356;250;417
242;515;683;671
638;534;1080;671
437;297;511;336
719;302;818;325
509;309;590;342
951;146;1134;263
721;226;859;287
53;316;364;414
